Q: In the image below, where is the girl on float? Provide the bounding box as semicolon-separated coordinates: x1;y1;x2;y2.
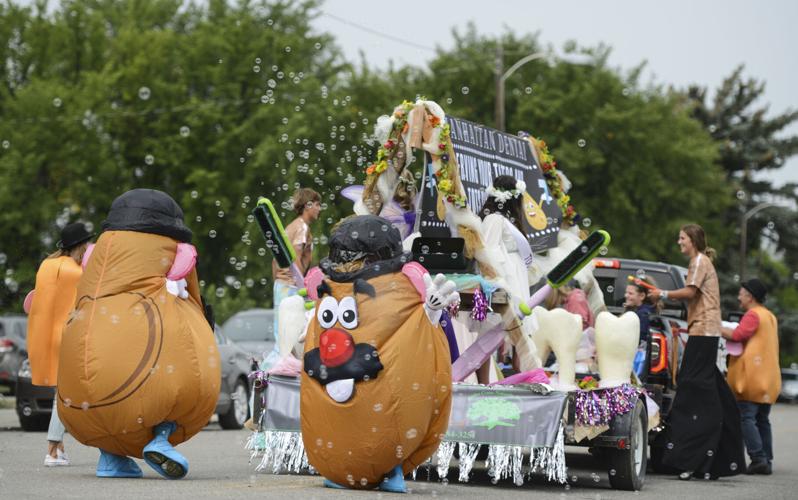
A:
475;175;541;381
650;224;745;480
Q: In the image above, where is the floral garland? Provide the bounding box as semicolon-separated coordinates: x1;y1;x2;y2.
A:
486;180;526;203
521;134;580;226
365;100;413;178
364;99;467;209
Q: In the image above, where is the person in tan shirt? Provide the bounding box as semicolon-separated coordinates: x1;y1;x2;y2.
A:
27;222;93;466
650;224;744;480
721;279;780;475
269;188;321;363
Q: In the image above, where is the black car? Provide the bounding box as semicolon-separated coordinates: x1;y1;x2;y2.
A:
0;315;28;393
15;325;253;431
592;257;688;320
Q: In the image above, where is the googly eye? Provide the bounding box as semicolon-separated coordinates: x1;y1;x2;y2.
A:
338;296;358;329
317;296;338;329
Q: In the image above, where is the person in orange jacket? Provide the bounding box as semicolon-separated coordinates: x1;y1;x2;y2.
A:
26;222;93;466
722;278;781;475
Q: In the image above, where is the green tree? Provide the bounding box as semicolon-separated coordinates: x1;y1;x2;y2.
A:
687;67;798;364
0;0;373;320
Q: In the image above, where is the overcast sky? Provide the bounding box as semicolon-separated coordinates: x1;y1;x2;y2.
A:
313;0;798;189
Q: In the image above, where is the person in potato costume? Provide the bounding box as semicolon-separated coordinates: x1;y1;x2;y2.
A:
57;189;220;479
300;215;457;492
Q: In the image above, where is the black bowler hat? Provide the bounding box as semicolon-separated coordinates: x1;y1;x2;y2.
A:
741;278;767;303
57;222;94;250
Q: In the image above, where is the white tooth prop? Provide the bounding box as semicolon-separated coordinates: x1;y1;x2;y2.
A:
325;378;355;403
278;295;310;357
530;307;583;390
594;311;640;388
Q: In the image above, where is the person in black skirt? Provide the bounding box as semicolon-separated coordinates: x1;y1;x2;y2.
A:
650;224;745;480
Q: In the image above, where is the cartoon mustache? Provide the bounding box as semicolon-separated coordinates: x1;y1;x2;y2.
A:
304;343;383;385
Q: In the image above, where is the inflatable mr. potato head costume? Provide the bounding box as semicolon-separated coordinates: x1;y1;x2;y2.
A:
58;189;220;480
300;215;456;492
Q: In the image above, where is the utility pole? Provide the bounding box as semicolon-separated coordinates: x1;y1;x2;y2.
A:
494;44;504;132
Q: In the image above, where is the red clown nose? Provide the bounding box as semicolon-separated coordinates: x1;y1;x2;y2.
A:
319;328;355;367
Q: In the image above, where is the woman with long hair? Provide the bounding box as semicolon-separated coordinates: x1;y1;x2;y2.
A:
650;224;745;480
27;222;93;466
477;175;540;375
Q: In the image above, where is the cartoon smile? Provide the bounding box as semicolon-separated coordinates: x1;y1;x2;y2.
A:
303;279;383;403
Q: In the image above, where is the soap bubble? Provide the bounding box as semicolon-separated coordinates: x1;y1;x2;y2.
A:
373;403;383;412
405;428;418;439
144;154;155;165
138;86;151;100
180;126;190;137
52;97;62;107
582;218;592;227
209;230;217;238
766;221;775;230
461;86;469;95
577;139;586;148
190;190;198;199
736;190;746;200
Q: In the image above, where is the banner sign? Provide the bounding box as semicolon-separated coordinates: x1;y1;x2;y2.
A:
259;376;567;448
418;116;562;252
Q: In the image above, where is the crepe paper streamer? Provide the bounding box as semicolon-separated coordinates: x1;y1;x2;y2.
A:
627;275;656;290
23;290;35;314
166;243;197;280
470;287;488;322
81;243;95;270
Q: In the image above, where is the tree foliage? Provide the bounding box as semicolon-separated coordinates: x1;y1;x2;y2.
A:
0;1;795;365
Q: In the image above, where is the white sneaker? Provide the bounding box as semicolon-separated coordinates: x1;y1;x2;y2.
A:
57;449;70;464
44;453;69;467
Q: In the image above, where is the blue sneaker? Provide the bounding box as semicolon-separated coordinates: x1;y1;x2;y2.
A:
96;450;143;478
142;422;188;479
379;465;407;493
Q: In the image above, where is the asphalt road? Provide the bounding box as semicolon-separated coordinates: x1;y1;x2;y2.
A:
1;402;796;499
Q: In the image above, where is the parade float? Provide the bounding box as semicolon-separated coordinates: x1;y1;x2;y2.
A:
246;100;658;492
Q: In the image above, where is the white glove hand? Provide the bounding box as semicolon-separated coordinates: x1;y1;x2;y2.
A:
166;278;189;299
423;273;458;325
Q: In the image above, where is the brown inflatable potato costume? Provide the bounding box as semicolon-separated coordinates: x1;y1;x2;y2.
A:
57;189;220;480
300;215;453;492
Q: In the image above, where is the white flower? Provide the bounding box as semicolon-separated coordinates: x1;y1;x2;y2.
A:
486;181;526;202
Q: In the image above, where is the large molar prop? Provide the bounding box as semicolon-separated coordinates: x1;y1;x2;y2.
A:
594;311;640;388
531;306;583;390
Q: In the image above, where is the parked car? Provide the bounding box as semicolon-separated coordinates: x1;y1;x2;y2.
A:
214;327;255;429
15;324;253;431
780;367;798;403
221;308;275;361
0;315;28;393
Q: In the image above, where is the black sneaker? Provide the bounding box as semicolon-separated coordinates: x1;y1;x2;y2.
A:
746;461;770;475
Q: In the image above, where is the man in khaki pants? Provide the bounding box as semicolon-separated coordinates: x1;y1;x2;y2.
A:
722;278;781;475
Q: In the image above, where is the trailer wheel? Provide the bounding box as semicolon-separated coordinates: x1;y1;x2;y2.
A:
607;399;647;490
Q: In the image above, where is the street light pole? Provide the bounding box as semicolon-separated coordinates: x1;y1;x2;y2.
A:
494;48;550;132
739;202;785;279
